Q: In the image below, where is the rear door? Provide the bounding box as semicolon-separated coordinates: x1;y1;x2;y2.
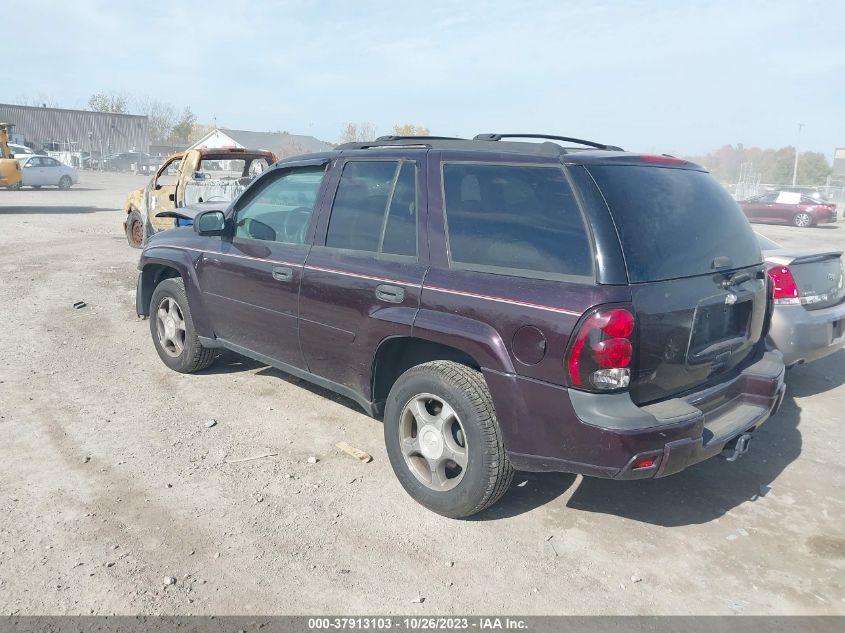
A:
742;193;776;222
195;161;329;368
299;155;428;400
41;157;63;185
586;163;768;404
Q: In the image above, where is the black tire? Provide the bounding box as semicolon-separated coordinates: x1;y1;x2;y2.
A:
384;361;514;518
126;210;147;249
58;176;72;190
149;278;217;373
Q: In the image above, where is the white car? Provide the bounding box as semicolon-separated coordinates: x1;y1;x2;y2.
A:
9;143;36;157
15;155;79;189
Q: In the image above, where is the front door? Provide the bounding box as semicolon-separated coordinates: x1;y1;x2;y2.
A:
196;161;329;368
147;156;183;231
299;156;427;401
23;156;47;185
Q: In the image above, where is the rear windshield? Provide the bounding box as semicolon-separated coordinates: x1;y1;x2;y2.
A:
588;165;761;283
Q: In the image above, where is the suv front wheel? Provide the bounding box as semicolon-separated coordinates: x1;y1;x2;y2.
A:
149;278;217;373
384;361;514;518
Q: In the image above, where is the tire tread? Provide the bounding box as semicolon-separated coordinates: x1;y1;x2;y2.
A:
392;360;513;517
150;278;217;373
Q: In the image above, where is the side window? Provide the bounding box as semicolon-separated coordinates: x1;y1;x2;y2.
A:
234;165;325;244
759;192;778;203
326;160;417;256
442;163;593;279
155;159;182;187
381;163;417;256
44;158;60;167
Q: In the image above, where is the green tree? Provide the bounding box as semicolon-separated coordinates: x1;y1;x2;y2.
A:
169;107;197;144
797;152;832;185
87;92;128;113
685;144;831;185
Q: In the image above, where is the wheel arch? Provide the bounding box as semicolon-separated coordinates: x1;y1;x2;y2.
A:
136;251;213;337
371;336;484;416
137;262;182;317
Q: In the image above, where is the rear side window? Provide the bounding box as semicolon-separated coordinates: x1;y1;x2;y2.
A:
326;160;417;256
442;163;593;279
588;166;761;283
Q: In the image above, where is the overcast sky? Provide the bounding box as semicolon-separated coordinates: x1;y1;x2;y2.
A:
5;0;843;155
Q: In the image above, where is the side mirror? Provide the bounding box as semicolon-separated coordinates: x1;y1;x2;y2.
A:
194;210;227;236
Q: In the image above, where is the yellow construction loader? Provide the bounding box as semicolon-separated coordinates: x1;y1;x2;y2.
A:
0;123;23;189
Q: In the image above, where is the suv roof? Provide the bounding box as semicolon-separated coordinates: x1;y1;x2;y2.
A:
332;133;705;169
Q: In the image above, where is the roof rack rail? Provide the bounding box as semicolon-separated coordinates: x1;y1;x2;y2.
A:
374;135;464;142
473;133;623;151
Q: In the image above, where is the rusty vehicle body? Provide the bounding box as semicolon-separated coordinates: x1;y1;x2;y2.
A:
0;123;23;189
123;147;276;248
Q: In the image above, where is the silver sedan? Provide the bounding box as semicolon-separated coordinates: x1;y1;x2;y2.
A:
757;233;845;366
15;155;79;189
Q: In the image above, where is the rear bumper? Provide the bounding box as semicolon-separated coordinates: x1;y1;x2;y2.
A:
487;351;785;479
768;301;845;366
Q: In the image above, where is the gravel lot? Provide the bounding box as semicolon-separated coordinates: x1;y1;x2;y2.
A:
0;172;843;616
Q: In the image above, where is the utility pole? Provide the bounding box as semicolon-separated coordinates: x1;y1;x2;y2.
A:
791;123;804;186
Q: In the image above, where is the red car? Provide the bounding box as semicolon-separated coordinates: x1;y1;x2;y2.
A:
740;191;837;227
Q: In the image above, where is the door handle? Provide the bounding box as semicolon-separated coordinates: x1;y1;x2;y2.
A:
375;284;405;304
272;266;293;282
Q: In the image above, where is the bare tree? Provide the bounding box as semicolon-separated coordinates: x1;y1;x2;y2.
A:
15;94;62;108
133;98;177;143
276;142;305;159
340;122;377;143
87;92;129;113
391;123;430;137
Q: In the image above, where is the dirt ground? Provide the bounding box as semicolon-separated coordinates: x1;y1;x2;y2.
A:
0;172;843;616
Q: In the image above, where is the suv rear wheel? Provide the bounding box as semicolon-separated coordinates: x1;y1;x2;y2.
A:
149;278;217;373
384;361;513;518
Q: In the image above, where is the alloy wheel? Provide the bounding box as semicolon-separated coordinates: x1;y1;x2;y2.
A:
399;393;468;491
156;296;187;358
794;212;812;227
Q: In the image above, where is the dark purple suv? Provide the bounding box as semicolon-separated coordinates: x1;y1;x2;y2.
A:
136;134;786;518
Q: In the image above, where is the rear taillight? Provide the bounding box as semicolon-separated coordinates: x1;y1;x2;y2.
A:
566;306;636;391
768;266;801;305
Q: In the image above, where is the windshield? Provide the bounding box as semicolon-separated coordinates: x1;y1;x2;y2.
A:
588;165;762;283
196;157;272;181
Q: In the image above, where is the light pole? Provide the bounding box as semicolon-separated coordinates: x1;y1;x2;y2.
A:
791;123;804;186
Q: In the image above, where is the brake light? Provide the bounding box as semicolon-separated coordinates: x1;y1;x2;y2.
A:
567;307;636;390
639;154;687;165
632;456;657;470
768;266;800;305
